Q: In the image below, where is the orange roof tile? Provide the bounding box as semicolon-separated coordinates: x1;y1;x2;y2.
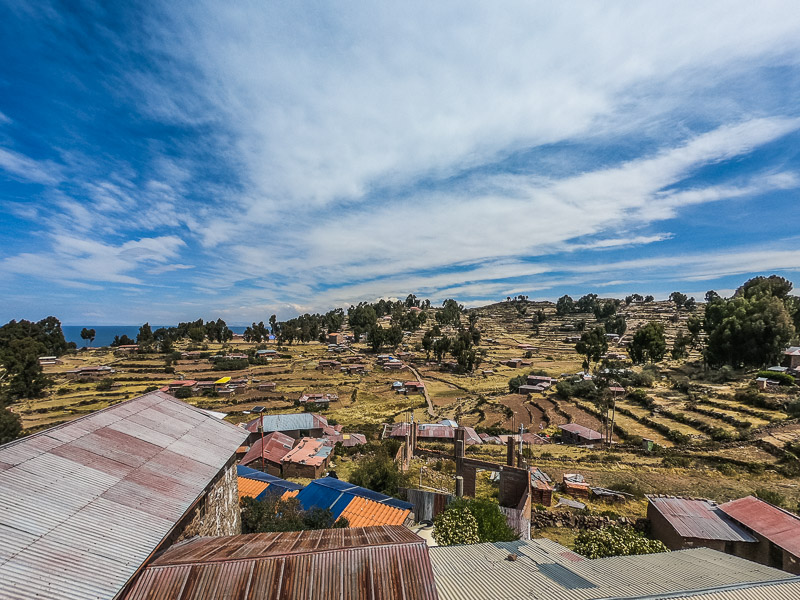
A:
337;496;411;528
238;476;269;500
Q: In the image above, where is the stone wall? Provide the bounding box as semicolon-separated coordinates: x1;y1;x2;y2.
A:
530;510;647;532
175;461;241;543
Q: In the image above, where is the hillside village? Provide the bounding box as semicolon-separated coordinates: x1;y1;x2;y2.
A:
1;278;800;599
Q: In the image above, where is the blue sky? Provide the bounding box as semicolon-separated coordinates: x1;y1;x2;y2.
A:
1;2;800;325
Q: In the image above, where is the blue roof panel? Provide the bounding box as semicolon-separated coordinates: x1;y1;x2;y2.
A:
296;477;412;513
238;465;303;491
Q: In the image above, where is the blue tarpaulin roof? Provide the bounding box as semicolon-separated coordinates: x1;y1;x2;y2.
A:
296;477;412;519
237;465;303;493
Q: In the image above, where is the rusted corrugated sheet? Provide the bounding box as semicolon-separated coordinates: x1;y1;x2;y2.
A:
0;391;248;600
719;495;800;555
239;431;294;467
649;496;756;542
122;526;438;600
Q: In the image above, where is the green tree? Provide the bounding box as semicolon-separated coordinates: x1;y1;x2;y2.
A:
348;449;408;496
704;290;795;368
0;405;22;444
1;337;50;399
574;526;667;559
241;495;349;533
80;327;96;346
628;322;667;364
669;291;688;309
575;326;608;371
556;295;574;315
136;323;153;346
671;331;690;360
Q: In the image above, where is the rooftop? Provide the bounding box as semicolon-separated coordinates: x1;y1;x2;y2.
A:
296;477;412;527
239;431;294;467
121;526;438;600
648;496;756;543
719;495;800;556
429;538;792;600
281;437;332;466
0;391;248;600
244;412;327;433
559;423;603;440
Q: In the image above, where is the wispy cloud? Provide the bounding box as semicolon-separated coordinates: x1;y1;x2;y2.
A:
1;2;800;323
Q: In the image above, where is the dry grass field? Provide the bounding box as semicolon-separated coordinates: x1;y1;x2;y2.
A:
14;298;800;509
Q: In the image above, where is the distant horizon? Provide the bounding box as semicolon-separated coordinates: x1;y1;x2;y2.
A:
2;3;799;324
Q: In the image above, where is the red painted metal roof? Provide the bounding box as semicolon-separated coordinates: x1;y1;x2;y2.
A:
0;391;248;600
649;496;757;543
719;495;800;556
122;526;439;600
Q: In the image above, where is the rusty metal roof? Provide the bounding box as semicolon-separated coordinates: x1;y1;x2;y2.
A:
121;526;438;600
648;496;756;543
282;437;332;467
0;391;248;600
239;431;294;467
559;423;603;440
719;495;800;556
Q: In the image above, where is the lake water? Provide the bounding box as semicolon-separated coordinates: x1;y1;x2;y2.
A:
62;325;247;347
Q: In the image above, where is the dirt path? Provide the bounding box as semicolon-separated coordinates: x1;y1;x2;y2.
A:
407;365;435;417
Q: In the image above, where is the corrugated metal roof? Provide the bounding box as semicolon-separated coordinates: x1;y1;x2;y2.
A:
559;423;603;440
121;526;438;600
430;540;793;600
619;576;800;599
244;412;327;433
0;391;248;600
719;495;800;556
298;477;413;512
649;497;757;543
282;437;331;466
239;431;294;467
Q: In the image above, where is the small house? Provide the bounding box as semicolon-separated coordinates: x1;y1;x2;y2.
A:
281;437;332;479
559;423;602;445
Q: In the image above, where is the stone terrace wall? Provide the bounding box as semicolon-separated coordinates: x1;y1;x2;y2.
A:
530;510;647;532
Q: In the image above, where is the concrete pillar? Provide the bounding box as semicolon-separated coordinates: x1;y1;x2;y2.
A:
455;475;464;498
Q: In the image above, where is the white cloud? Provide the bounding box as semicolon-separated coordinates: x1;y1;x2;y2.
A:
0;235;186;286
0;147;61;185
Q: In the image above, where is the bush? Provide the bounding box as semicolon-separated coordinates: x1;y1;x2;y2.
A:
756;371;795;386
174;387;192;399
574;526;667;558
212;358;249;371
241;495;349;533
461;498;519;543
433;504;480;546
95;378;114;391
348;449;409;497
755;487;787;508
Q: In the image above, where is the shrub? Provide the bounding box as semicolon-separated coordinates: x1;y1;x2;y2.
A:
755;487;787;508
459;498;518;543
95;378;114;391
433;504;480;546
756;371;795;386
56;387;70;395
574;526;667;558
662;455;691;468
212;358;249;371
348;449;409;497
241;496;349;533
174;387;192;399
